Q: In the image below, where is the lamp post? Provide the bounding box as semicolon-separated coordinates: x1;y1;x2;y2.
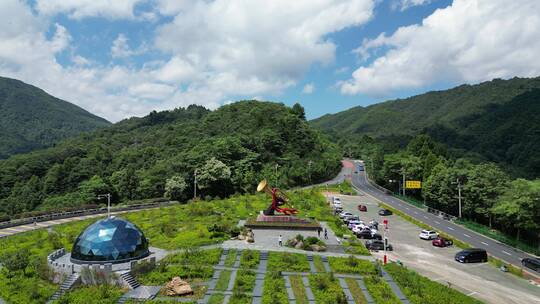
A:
97;193;112;218
452;178;463;218
308;160;313;184
194;169;198;199
389;179;399;194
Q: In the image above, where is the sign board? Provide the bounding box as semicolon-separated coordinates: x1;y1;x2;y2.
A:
405;180;422;189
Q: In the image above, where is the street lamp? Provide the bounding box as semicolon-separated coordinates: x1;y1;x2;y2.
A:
388;179;399;194
97;193;112;218
194;169;199;199
308;160;313;184
452;178;463;218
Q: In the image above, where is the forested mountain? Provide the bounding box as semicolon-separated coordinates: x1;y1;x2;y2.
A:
0;101;341;216
311;76;540;178
0;76;110;158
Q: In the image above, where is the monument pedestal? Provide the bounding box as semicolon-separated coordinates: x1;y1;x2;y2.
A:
244;212;321;230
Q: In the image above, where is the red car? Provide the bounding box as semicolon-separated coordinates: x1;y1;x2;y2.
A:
432;237;453;247
358;204;367;212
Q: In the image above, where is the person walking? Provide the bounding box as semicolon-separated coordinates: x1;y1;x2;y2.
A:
324;228;328;240
279;235;283;247
317;227;321;238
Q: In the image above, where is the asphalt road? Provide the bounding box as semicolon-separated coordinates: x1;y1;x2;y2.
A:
349;160;540;278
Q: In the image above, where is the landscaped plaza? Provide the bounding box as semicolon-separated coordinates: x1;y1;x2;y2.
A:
0;182;483;304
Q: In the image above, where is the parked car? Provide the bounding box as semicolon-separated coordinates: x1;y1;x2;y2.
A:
358;204;367;212
355;228;377;239
455;248;488;263
339;211;353;219
378;209;392;216
369;220;379;230
432;237;453;247
347;219;363;229
419;230;439;240
521;258;540;272
344;215;360;225
351;224;367;234
333;197;341;204
365;239;392;251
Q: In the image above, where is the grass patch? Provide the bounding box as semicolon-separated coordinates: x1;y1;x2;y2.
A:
53;285;123;304
262;271;288;304
345;278;368;304
315;181;357;195
290;275;309;304
393;194;426;209
224;249;238;267
328;256;377;275
239;250;260;269
214;270;232;291
233;270;256;294
267;252;310;272
313;255;326;272
488;256;523;278
207;293;225;304
135;248;222;285
364;275;401;304
308;273;347;304
384;262;483;304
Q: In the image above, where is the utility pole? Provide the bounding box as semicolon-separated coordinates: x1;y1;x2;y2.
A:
97;193;112;219
456;178;462;218
194;169;198;199
308;160;313;184
401;168;406;196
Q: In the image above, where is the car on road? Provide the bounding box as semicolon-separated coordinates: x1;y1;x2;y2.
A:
378;209;392;216
344;215;360;225
365;239;392;251
339;211;353;219
432;237;453;247
455;248;488;263
521;257;540;272
358;204;367;212
347;219;363;229
419;230;439;240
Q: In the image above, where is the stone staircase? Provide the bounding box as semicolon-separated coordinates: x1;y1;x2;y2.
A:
47;273;80;303
120;272;141;289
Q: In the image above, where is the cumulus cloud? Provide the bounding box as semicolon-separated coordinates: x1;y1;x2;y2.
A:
341;0;540;96
302;83;315;94
392;0;433;11
35;0;145;20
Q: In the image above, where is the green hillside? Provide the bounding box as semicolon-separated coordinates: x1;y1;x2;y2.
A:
0;101;340;216
311;77;540;177
0;76;110;158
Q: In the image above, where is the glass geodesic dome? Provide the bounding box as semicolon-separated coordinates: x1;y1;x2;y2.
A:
71;217;149;263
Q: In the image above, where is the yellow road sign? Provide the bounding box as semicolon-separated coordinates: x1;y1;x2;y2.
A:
405;180;422;189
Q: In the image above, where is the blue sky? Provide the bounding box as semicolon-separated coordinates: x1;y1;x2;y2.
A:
1;0;538;122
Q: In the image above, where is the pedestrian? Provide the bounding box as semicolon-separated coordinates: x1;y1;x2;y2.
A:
317;227;321;238
324;228;328;240
278;234;283;247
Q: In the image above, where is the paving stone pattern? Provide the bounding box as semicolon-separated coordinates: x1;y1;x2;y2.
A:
356;279;375;304
252;251;268;304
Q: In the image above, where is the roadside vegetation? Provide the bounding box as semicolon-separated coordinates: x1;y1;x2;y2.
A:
384;262;484;304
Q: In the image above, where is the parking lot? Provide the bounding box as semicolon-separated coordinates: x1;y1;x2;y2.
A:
331;193;540;304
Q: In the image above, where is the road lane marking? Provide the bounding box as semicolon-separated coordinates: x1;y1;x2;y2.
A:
434;221;440;224
481;242;489;246
468;292;478;296
502;250;512;256
405;207;409;210
447;227;455;231
463;234;471;238
423;216;428;219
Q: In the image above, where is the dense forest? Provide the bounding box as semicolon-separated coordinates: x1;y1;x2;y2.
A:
0;77;111;158
0;101;341;217
311;76;540;178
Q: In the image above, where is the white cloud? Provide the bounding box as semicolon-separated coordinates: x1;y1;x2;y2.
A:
0;0;376;122
392;0;433;11
302;83;315;94
34;0;145;20
341;0;540;96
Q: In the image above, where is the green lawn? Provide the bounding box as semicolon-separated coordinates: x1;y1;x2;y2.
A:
224;249;238;267
267;252;310;272
214;270;231;291
289;275;309;304
308;273;347;304
313;255;326;272
52;285;123;304
328;256;377;275
261;271;288;304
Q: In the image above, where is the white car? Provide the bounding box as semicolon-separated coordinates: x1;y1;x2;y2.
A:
333;197;341;205
339;211;353;219
419;230;439;240
348;220;364;229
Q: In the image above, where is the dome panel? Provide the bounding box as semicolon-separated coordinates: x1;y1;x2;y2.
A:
71;217;149;264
